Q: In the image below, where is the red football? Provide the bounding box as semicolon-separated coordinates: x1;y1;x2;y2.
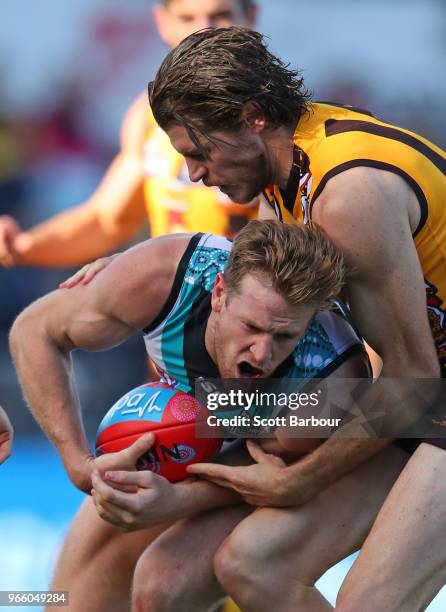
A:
95;383;222;482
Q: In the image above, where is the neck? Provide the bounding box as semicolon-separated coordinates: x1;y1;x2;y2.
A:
264;123;297;190
204;311;218;365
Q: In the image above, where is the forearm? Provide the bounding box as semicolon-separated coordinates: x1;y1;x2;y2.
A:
280;437;390;505
14;155;147;267
14;204;128;267
10;312;93;486
278;359;439;505
171;440;251;520
173;479;243;521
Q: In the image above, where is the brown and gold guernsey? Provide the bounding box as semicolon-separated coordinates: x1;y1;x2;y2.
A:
143;110;258;238
263;102;446;373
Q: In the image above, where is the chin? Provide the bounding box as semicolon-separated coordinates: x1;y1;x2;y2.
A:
239;190;261;204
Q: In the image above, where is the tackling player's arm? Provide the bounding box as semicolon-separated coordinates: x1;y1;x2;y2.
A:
9;236;184;491
188;347;372;507
276;167;440;503
0;95;148;267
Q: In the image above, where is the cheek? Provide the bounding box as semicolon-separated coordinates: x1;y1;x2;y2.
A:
276;340;297;359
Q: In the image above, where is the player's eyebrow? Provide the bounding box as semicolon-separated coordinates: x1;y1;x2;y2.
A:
182;147;204;158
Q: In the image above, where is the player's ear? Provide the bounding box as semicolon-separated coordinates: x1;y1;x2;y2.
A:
240;101;266;133
211;273;227;312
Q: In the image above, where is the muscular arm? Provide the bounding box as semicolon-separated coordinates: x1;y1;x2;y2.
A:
277;167;440;502
0;95;148;267
9;235;188;491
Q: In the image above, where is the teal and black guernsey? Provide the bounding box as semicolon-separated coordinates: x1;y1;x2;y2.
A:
143;233;366;394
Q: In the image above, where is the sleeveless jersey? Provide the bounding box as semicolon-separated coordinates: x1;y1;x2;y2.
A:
262;102;446;373
143;111;258;238
142;233;366;394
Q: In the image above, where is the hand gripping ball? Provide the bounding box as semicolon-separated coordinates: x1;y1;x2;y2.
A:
95;382;222;482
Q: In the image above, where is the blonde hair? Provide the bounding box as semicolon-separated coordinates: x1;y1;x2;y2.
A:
226;220;345;311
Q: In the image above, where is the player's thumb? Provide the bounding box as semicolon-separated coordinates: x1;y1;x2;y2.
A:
126;432;155;464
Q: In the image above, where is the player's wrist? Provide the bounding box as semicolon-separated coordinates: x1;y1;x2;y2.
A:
167;481;199;520
170;478;227;520
65;452;96;494
278;466;319;506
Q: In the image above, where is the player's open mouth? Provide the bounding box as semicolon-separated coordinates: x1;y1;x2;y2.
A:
236;361;264;378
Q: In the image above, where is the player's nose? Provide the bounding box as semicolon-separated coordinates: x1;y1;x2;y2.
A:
250;335;273;369
195;17;213;29
186;159;207;183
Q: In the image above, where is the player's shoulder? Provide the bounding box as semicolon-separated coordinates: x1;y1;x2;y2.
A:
313;164;410;231
115;233;197;283
97;234;199;330
283;305;365;379
312;306;362;354
120;92;151;154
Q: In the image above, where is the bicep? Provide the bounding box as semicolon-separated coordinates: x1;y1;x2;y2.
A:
13;235;187;358
21;286;135;354
314;168;438;376
340;214;432;372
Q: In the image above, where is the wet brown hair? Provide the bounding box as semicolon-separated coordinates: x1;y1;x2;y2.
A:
149;26;311;141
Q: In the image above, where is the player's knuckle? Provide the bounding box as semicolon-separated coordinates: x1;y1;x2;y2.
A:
146;471;157;484
96;505;106;518
123;513;136;529
101;489;115;503
123;498;138;515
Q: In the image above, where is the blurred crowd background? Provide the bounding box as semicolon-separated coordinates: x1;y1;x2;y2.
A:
0;0;445;608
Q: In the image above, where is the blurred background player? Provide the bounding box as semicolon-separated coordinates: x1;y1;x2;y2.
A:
0;0;258;270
